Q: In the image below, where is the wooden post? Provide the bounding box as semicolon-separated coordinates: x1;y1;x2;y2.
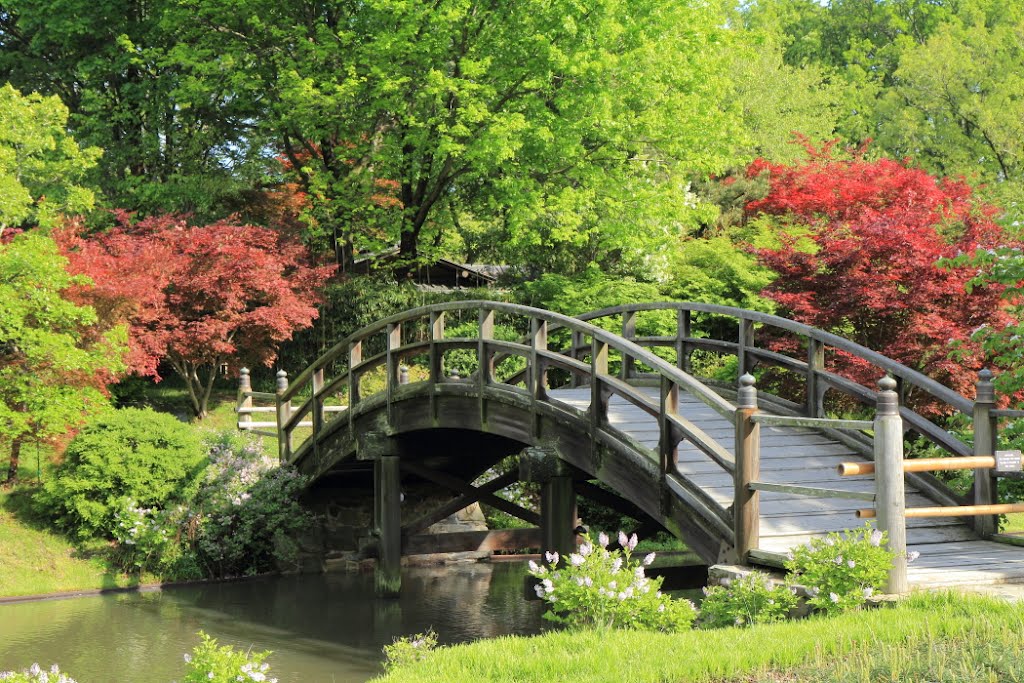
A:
311;367;324;437
677;309;692;374
374;455;402;597
275;369;291;464
237;367;252;430
621;311;636;381
530;318;548;438
875;376;908;594
570;330;585;388
348;341;362;428
591;338;609;441
659;376;680;474
974;369;998;538
806;339;825;418
737;319;754;377
479;309;494;424
386;323;401;424
733;373;760;563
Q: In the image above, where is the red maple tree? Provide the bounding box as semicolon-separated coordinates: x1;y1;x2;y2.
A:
57;213;336;417
747;143;1017;409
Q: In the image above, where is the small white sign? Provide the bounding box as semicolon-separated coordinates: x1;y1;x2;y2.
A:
995;450;1023;474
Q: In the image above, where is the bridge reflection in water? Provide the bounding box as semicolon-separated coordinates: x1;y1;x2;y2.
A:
239;302;1024;595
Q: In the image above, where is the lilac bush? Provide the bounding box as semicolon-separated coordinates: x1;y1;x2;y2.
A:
527;531;696;631
784;524;899;615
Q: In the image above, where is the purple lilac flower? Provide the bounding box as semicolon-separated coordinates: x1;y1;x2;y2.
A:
611;557;623;573
570;553;584;566
618;531;629;548
598;532;609;548
643;552;656;566
545;551;559;564
869;529;884;547
628;533;638;551
906;550;921;564
829;592;840;603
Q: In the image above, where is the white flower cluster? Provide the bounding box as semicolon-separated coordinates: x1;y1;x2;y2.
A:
0;663;76;683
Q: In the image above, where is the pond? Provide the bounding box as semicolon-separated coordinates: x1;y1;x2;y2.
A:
0;562;544;682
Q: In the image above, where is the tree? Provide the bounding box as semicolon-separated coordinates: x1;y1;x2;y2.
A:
0;0;266;218
0;232;126;483
58;214;335;418
747;143;1016;407
0;84;100;234
167;0;745;272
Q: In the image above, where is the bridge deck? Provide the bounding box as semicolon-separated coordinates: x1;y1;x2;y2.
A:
550;386;1024;588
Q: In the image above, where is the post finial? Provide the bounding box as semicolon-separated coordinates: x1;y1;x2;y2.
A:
276;369;289;393
238;367;251;390
976;368;995;404
399;364;410;385
738;373;757;409
876;376;899;415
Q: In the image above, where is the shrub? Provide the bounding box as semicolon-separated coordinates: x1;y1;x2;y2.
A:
181;632;275;683
784;524;897;615
36;408;207;539
383;630;438;672
528;531;696;632
192;437;312;577
698;571;799;628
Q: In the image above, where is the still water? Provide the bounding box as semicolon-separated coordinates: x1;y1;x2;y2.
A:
0;562;544;683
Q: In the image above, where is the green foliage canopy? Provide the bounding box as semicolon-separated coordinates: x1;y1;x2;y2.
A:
0;84;100;232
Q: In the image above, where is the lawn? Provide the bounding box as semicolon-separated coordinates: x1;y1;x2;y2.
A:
375;591;1024;683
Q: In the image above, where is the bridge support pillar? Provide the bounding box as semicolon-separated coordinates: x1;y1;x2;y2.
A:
542;476;577;560
374;455;402;597
521;446;577;560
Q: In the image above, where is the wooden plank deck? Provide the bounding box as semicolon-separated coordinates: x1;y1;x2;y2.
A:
549;385;1024;588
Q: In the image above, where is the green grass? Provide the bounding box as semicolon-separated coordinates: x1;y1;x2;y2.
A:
0;474;143;597
375;592;1024;683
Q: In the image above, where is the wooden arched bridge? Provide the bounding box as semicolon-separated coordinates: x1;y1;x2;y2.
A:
238;302;1024;595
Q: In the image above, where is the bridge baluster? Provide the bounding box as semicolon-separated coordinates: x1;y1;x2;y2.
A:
806;339;825;418
659;377;680;473
385;323;401;424
570;330;585;388
590;339;610;446
621;311;636;381
312;367;324;441
348;341;362;427
677;309;692;374
276;369;291;463
737;318;755;377
973;369;997;538
429;311;445;385
733;373;760;564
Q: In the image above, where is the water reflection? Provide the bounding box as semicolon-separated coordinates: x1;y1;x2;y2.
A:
0;562;543;683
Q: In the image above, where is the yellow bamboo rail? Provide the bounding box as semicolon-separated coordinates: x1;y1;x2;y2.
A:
838;456;996;477
857;502;1024;519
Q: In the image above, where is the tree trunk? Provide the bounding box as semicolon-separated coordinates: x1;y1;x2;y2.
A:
5;437;23;484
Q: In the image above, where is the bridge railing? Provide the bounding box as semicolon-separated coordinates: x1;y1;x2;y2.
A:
247;302;737;526
569;302;1005;536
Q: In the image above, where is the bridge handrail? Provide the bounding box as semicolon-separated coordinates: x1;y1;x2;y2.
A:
575;302;974;415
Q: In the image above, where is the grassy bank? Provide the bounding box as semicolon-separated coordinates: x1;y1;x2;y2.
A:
376;592;1024;683
0;380;248;598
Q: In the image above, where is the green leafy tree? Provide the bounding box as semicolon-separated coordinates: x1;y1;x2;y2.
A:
0;84;100;233
169;0;745;271
0;233;125;483
0;1;265;218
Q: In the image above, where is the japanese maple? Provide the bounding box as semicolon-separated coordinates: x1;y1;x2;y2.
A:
58;213;335;418
747;143;1017;409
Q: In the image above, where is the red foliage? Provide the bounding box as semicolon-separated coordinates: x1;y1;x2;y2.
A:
57;213;335;411
747;145;1016;407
